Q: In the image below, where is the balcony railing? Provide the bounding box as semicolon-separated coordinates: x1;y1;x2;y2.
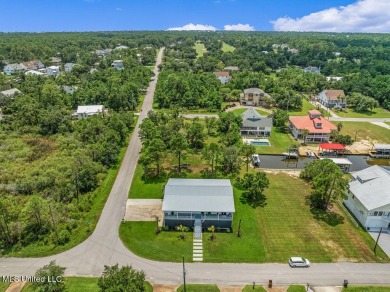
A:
164;213;233;221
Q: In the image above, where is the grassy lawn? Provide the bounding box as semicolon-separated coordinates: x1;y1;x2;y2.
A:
177;284;220;292
22;278;153;292
254;129;295;155
342;287;390;291
0;278;9;292
129;164;166;199
194;41;207;58
288;99;317;116
119;222;193;262
386;122;390;126
242;285;266;292
336;107;390;118
124;171;388;263
287;285;306;292
340;122;390;144
221;42;235;53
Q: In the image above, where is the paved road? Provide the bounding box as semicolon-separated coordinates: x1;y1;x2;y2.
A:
1;48;390;287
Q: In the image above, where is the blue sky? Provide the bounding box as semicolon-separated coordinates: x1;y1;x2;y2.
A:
0;0;389;33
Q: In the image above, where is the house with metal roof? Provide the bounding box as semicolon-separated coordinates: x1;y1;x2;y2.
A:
3;63;26;75
162;179;235;231
371;144;390;158
0;88;22;99
344;165;390;229
76;105;104;119
241;107;272;137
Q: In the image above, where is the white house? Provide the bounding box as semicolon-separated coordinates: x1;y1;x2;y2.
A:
114;45;129;50
241;107;272;137
46;66;60;77
318;90;346;109
213;71;231;84
3;63;26;75
0;88;22;99
162;179;235;230
64;63;76;73
76;105;104;119
25;70;45;76
304;66;321;74
344;165;390;230
326;76;343;82
111;60;124;71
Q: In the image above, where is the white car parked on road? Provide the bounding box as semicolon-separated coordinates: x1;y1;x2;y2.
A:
289;257;310;267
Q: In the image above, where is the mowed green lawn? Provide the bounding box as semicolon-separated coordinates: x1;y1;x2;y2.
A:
340;122;390;144
288;99;318;116
221;42;235;52
342;287;390;292
0;278;9;292
231;108;271;117
336;107;390;118
194;41;207;58
123;172;388;263
22;277;153;292
177;284;220;292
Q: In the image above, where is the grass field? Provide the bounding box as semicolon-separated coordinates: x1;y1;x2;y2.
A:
195;41;207;58
342;287;390;292
123;172;388;263
341;122;390;144
336;108;390;118
22;277;153;292
177;284;220;292
287;285;306;292
253;129;295;155
119;221;193;262
0;278;9;292
288;99;318;116
221;42;235;52
242;285;266;292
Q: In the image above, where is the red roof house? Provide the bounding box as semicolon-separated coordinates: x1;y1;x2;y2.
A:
289;111;337;142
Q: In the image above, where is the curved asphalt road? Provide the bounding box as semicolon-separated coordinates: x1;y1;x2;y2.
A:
1;48;390;287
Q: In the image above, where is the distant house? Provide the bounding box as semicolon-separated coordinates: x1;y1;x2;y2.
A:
89;68;98;74
61;85;77;94
326;76;343;82
20;60;44;71
333;52;341;57
46;66;60;77
287;48;299;54
318;90;346;109
162;179;235;230
289;110;337;142
25;70;45;76
304;66;321;74
76;105;104;119
240;88;271;106
114;45;129;50
241;107;272;137
0;88;22;99
50;57;62;63
64;63;76;73
213;71;231;84
94;49;112;57
344;165;390;229
111;60;124;71
224;66;239;71
3;63;26;75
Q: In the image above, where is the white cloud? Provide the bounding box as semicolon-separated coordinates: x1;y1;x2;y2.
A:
272;0;390;33
224;24;255;31
167;23;217;31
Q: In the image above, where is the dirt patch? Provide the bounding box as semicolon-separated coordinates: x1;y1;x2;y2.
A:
124;199;163;225
6;281;26;292
152;284;179;292
262;169;301;177
219;287;244;292
346;139;373;154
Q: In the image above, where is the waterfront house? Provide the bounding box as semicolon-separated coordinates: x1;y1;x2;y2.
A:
241;107;272;137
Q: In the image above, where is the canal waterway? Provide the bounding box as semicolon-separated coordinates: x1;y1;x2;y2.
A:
258;155;390;172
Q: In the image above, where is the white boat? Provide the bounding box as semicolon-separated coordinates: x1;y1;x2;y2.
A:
306;151;316;158
282;152;299;159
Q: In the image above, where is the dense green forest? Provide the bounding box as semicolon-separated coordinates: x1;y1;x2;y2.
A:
1;31;390;255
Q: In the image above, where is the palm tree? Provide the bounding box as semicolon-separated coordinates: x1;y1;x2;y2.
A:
301;128;310;145
336;122;343;133
208;225;216;241
176;225;188;240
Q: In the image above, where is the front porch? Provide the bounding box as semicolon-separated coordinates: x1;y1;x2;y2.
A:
163;211;233;229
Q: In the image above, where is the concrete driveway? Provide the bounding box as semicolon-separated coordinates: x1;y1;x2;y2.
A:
369;229;390;257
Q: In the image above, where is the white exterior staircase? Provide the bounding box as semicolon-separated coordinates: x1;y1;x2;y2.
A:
193;218;203;262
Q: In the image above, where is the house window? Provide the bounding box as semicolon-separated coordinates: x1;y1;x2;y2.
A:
378;211;383;216
352;195;355;199
374;211;378;216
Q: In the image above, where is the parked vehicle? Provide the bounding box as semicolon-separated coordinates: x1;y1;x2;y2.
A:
289;257;310;267
252;154;261;167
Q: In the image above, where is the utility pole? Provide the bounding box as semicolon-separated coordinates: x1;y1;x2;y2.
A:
374;227;383;253
182;256;187;292
49;204;59;243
